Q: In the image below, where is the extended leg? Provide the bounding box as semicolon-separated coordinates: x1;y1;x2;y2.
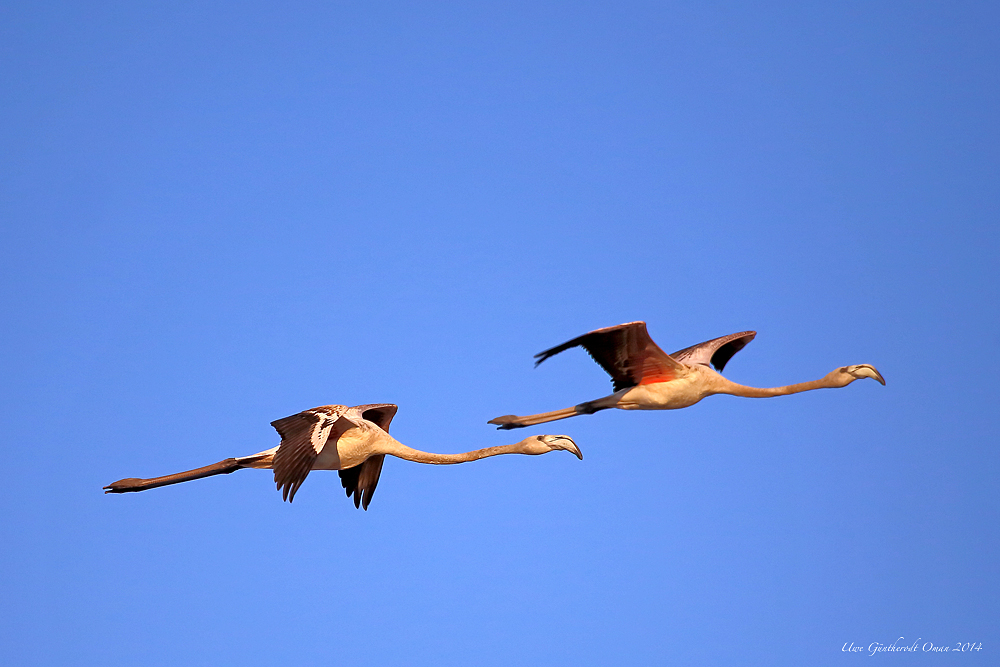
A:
104;458;244;493
488;401;609;430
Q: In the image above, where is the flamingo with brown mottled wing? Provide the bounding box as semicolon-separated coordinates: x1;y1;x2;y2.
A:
488;321;884;429
105;403;581;509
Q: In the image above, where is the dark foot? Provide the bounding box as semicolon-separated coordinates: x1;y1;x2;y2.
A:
104;478;145;493
487;415;527;430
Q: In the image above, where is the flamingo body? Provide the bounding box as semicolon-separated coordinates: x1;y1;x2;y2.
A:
618;365;720;410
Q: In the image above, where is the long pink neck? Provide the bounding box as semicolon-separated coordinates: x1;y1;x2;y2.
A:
716;376;836;398
385;442;527;465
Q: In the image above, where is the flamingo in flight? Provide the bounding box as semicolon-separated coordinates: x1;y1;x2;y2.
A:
105;403;581;509
488;322;885;430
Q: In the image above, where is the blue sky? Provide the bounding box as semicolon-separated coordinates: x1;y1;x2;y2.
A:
1;1;997;664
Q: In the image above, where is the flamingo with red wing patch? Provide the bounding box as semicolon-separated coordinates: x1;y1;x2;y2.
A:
489;321;883;429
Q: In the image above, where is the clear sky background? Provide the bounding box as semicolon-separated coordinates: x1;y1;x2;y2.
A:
1;2;997;665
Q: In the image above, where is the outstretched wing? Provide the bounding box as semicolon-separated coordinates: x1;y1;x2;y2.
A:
338;403;398;510
271;405;354;502
669;331;756;372
338;455;385;510
354;403;398;432
534;321;685;391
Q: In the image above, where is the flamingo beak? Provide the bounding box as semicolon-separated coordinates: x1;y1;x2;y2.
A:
541;435;583;460
559;436;584;460
850;364;886;386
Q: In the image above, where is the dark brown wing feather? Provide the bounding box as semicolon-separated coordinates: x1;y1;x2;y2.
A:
670;331;756;372
338;403;398;510
534;321;684;391
339;454;384;510
271;406;348;503
355;403;398;432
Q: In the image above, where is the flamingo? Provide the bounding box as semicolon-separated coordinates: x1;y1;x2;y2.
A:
105;403;581;509
488;322;884;429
